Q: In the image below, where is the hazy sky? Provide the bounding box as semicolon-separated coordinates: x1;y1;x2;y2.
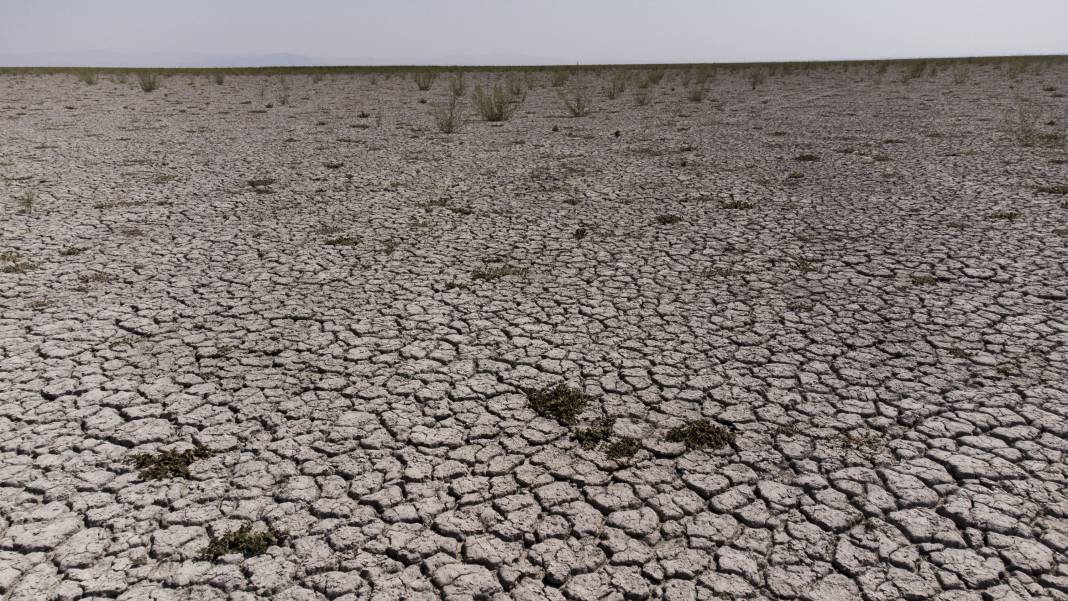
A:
2;0;1067;65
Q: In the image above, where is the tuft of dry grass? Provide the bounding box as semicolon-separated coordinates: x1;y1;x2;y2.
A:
560;83;594;117
602;73;626;99
1001;98;1064;147
137;72;160;92
77;71;98;86
432;93;465;134
413;72;437;91
449;72;466;97
686;83;707;102
471;84;521;122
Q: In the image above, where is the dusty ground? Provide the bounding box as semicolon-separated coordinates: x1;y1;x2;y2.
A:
1;63;1067;601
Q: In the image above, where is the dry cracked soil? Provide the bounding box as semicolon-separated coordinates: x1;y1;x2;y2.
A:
1;64;1067;601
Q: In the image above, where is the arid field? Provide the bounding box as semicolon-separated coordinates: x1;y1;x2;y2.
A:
1;60;1067;600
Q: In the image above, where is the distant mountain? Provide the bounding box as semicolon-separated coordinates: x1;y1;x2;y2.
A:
0;50;569;68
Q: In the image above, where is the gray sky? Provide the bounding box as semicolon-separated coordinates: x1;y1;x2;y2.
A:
2;0;1067;66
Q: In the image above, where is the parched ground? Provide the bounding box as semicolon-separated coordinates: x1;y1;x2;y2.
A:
1;63;1067;601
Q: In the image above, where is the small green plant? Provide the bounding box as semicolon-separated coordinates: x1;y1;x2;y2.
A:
602;73;626;99
0;251;36;274
527;384;590;425
200;524;286;560
413;71;437;91
276;76;290;105
987;210;1019;220
560;83;593;117
432;93;465;134
14;190;35;213
471;84;521;122
905;60;928;80
1002;98;1063;147
795;153;819;162
59;246;87;256
574;417;614;449
634;89;651;106
78;271;113;284
246;178;276;189
686;83;707;102
835;431;883;450
506;77;527;100
639;68;665;88
77;71;98;86
666;420;735;450
1036;185;1068;195
138;72;160;92
574;227;588;240
550;70;570;87
911;274;938;286
605;438;641;460
130;444;215;480
656;214;682;225
472;264;528;281
324;236;359;246
748;68;767;90
951;64;970;84
214;73;225;85
449;72;466;96
719;198;755;210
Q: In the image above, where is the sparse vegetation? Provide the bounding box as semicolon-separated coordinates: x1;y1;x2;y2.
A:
602;73;626;99
656;214;682;225
550;70;570;87
130;444;215;480
471;84;521;122
77;71;98;86
748;68;767;90
987;210;1019;220
14;190;35;213
324;236;360;246
413;71;437;91
1002;98;1064;147
686;83;708;102
719;198;755;210
560;83;594;117
138;72;160;92
432;93;465;134
247;178;276;189
1036;184;1068;195
605;438;641;460
574;417;614;449
527;384;590;425
795;153;819;162
59;246;87;256
472;264;528;281
449;72;466;97
200;524;286;560
666;420;735;450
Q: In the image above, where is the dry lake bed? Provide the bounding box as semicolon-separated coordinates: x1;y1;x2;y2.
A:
1;62;1067;600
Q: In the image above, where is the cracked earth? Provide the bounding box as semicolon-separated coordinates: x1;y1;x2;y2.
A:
1;64;1067;600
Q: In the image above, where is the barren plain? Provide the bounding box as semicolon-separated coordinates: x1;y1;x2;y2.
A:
1;62;1067;600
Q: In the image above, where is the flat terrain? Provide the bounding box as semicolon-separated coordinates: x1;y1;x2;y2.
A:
1;63;1067;601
